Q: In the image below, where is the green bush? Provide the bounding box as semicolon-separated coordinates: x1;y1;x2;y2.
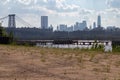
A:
0;26;8;37
113;46;120;52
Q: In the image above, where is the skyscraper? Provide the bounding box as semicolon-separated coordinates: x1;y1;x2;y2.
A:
93;22;96;29
97;15;101;27
41;16;48;29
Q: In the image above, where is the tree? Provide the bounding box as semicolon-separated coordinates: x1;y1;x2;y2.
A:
0;26;8;37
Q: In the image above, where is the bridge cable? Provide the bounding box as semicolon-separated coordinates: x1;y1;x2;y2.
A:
16;15;33;27
0;16;8;21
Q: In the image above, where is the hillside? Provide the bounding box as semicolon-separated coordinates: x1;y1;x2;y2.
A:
0;45;120;80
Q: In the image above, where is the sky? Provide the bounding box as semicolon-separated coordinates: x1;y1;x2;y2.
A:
0;0;120;29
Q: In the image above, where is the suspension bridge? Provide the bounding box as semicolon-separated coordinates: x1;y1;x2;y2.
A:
0;14;33;28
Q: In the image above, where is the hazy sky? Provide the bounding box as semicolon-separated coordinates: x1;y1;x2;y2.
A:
0;0;120;29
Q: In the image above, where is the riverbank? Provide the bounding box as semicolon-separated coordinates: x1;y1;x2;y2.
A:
0;45;120;80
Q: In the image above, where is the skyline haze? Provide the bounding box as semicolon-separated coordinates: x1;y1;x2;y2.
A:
0;0;120;29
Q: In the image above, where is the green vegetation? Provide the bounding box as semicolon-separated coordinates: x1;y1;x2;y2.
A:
113;46;120;52
0;25;14;44
91;40;104;51
0;26;8;37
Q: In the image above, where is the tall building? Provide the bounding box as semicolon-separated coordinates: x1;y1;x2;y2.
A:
93;22;96;29
97;15;101;27
41;16;48;29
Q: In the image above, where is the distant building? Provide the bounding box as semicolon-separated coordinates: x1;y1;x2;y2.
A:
93;22;96;29
74;21;87;31
89;25;92;30
41;16;48;29
67;26;73;32
84;26;89;31
59;24;67;31
107;26;116;31
74;22;79;31
57;24;73;32
82;21;87;30
49;24;53;31
97;15;101;27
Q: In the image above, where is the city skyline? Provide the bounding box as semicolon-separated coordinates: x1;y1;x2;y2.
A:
0;0;120;29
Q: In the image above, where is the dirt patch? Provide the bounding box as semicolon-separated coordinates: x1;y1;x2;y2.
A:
0;45;120;80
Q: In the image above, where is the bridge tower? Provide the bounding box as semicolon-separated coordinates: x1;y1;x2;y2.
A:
8;14;16;28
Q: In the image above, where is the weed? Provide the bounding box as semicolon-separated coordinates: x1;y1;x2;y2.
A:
77;55;83;63
113;46;120;52
89;53;96;62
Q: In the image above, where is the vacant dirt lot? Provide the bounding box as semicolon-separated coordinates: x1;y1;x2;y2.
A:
0;45;120;80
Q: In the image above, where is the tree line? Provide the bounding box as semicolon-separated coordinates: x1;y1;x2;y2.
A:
5;27;120;41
